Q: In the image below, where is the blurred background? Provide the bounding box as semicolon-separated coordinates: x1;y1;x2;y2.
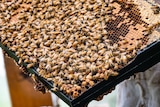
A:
0;48;117;107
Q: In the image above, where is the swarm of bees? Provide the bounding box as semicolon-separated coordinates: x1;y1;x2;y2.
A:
0;0;159;99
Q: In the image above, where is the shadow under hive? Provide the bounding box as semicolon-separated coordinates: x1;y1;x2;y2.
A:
0;1;160;107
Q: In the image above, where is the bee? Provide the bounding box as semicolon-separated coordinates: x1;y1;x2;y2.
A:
46;64;52;71
67;74;74;80
132;49;137;56
142;29;152;36
108;58;114;67
124;1;134;9
53;86;58;92
127;46;135;52
89;80;95;87
113;43;118;49
107;69;119;76
75;85;81;92
121;39;128;44
107;10;112;16
72;91;79;98
105;50;113;57
104;71;109;80
118;0;127;2
72;41;78;47
26;0;32;4
104;63;110;70
80;0;86;2
23;42;29;48
96;95;104;101
110;71;119;76
98;48;106;55
44;40;52;47
151;22;160;31
18;58;22;65
46;77;53;81
27;63;34;69
135;40;142;49
78;64;87;71
10;46;17;51
86;74;92;80
61;63;67;70
120;54;128;64
100;73;105;79
66;88;71;94
26;51;33;56
47;0;53;6
82;81;87;88
93;34;102;40
151;5;160;14
113;63;119;70
143;22;160;36
113;51;120;56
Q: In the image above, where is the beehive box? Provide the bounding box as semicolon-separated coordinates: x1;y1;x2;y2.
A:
0;0;160;107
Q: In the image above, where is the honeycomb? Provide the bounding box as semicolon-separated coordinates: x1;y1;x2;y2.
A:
107;1;149;51
0;0;160;100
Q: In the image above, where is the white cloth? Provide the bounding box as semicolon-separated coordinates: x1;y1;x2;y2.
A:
116;63;160;107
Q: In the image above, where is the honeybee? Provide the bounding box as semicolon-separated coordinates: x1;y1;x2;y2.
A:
120;55;128;64
143;22;160;36
27;63;34;68
142;29;152;36
18;58;22;65
151;5;160;14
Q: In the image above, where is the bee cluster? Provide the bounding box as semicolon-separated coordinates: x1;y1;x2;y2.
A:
0;0;152;99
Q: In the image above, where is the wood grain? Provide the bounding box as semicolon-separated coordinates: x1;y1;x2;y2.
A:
4;57;53;107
